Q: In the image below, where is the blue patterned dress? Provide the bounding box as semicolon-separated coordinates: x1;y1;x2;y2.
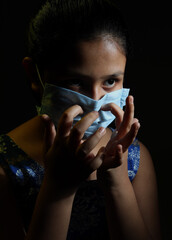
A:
0;134;140;239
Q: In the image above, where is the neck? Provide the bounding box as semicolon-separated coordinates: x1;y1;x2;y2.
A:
7;115;46;165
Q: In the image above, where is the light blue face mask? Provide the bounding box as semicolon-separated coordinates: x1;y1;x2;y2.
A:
39;84;129;138
36;65;130;139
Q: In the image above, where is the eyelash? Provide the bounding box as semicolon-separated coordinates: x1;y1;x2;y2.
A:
103;78;117;88
68;79;81;87
65;78;120;90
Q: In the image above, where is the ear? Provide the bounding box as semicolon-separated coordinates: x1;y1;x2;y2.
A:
22;57;40;87
22;57;43;104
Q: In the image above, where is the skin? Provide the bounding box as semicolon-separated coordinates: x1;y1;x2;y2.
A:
0;37;161;240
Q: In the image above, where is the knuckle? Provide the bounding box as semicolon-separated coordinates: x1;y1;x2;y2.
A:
61;105;83;121
77;146;88;159
96;128;105;138
110;102;117;108
71;105;84;115
75;105;83;112
71;126;83;138
80;146;88;156
126;125;132;132
70;104;83;114
88;111;99;119
61;111;70;121
107;102;116;108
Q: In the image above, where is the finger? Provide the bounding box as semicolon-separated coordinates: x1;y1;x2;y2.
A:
110;118;139;140
119;121;140;152
77;147;104;180
101;144;123;170
116;96;134;140
56;105;83;139
68;111;99;149
133;118;139;124
112;144;123;167
41;114;56;154
87;146;105;172
76;127;106;159
101;102;124;128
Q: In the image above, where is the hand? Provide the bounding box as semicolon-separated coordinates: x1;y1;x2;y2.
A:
97;96;140;189
41;105;107;196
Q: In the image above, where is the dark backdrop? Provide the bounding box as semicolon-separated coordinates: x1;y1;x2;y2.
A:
0;1;171;239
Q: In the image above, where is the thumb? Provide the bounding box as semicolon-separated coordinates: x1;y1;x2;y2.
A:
89;147;105;171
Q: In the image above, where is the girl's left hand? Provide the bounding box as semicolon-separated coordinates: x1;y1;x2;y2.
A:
97;96;140;190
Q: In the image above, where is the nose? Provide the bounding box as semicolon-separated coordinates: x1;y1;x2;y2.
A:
87;84;105;100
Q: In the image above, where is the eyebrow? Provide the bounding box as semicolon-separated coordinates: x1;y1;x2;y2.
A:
101;71;124;79
64;69;124;79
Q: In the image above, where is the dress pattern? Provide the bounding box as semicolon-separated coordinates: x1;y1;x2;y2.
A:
0;134;140;239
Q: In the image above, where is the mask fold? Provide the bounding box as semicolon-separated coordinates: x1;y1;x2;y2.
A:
39;83;130;138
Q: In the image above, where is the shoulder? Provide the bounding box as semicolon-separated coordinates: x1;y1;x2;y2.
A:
136;141;155;179
0;134;20;172
127;140;155;182
139;141;152;161
0;134;17;156
127;139;140;181
132;140;157;190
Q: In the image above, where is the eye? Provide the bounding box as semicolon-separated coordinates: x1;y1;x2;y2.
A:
67;79;81;87
103;79;116;88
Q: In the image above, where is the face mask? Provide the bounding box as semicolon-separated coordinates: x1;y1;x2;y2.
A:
39;83;129;138
36;65;130;139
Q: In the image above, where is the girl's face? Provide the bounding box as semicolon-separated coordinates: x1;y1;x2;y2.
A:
43;37;126;100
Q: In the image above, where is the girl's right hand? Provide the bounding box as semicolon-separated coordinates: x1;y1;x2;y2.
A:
41;105;106;196
97;96;140;192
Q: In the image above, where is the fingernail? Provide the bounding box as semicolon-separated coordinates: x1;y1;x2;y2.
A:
98;127;106;134
41;114;50;120
94;111;99;116
101;104;110;110
129;96;134;104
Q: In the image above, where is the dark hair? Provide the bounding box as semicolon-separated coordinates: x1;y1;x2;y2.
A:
27;0;130;67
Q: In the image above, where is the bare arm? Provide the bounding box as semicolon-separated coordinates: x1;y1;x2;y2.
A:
98;96;161;240
26;106;107;240
25;179;75;240
0;163;75;240
0;105;107;240
132;142;161;239
101;144;161;240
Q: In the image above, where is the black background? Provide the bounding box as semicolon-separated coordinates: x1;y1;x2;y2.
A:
0;1;171;239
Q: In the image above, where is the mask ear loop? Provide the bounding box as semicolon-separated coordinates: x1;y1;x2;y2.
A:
35;64;45;90
35;64;45;115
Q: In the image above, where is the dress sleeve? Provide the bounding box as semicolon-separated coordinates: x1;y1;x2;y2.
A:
127;139;140;181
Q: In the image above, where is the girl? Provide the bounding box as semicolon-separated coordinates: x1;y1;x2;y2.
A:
0;0;161;239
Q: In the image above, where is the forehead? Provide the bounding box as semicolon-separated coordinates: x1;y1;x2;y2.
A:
73;38;126;69
45;38;126;77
